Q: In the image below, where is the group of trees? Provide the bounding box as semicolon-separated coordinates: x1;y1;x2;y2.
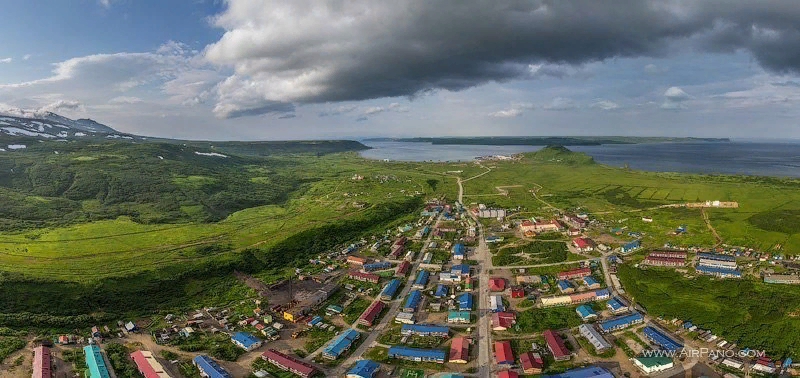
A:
619;264;800;359
0;142;306;230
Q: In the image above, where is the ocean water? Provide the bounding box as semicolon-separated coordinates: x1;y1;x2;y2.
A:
360;140;800;177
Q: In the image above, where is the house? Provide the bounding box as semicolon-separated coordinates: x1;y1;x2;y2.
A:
404;290;423;312
380;279;402;300
434;284;449;298
563;214;589;229
32;346;51;378
539;366;614;378
180;327;195;338
594;288;611;300
395;261;411;277
395;312;416;324
457;293;473;311
449;337;469;364
720;358;744;370
491;312;516;331
363;261;392;271
447;311;471;324
453;244;466;260
573;238;594;252
649;250;687;259
510;286;525;298
497;371;519;378
599;312;644;332
346;359;380;378
558;267;591;280
582;276;601;289
695;265;741;278
494;340;514;365
576;304;597;320
464;276;474;291
490;295;505;312
621;240;641;253
231;332;262;351
643;256;685;266
557;280;574;293
451;264;471;278
642;326;683;352
387;346;446;363
401;324;449;337
413;270;430;289
192;356;232;378
544;329;571;361
579;324;612;351
532;220;563;233
520;352;544;374
752;359;777;374
764;274;800;284
358;300;385;326
347;256;367;266
261;350;316;378
520;220;537;233
130;350;172;378
606;297;629;314
84;345;111;378
489;278;506;291
633;357;674;374
322;329;360;360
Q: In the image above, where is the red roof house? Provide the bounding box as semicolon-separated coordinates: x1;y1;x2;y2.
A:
492;312;516;331
130;350;170;378
449;336;469;364
573;238;593;251
395;260;411;276
557;267;591;280
520;351;544;374
510;286;524;298
494;340;514;365
32;346;51;378
543;329;571;361
489;278;506;291
261;349;317;378
358;300;385;326
497;370;519;378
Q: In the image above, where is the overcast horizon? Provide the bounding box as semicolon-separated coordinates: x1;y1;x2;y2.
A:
3;1;800;141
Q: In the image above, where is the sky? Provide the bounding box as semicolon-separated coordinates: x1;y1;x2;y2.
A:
2;0;800;141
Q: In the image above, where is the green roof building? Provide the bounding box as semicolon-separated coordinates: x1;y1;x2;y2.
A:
633;356;673;374
83;345;111;378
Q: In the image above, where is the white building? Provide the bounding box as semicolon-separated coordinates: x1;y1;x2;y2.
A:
578;324;611;351
720;358;744;370
633;357;674;374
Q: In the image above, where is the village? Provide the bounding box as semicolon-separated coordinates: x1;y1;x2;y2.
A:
9;192;800;378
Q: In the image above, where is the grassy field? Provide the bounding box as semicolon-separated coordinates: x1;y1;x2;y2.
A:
3;144;800;321
458;148;800;252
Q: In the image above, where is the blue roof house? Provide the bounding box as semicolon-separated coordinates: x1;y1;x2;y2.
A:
413;270;430;289
457;292;473;311
231;332;263;351
404;290;423;312
576;304;597;320
323;329;360;359
435;284;449;298
621;240;641;253
347;359;380;378
192;356;233;378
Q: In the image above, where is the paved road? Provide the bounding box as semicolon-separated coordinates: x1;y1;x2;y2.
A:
324;213;444;376
493;258;596;269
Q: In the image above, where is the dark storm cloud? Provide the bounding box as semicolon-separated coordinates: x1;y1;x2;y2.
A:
206;0;800;117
